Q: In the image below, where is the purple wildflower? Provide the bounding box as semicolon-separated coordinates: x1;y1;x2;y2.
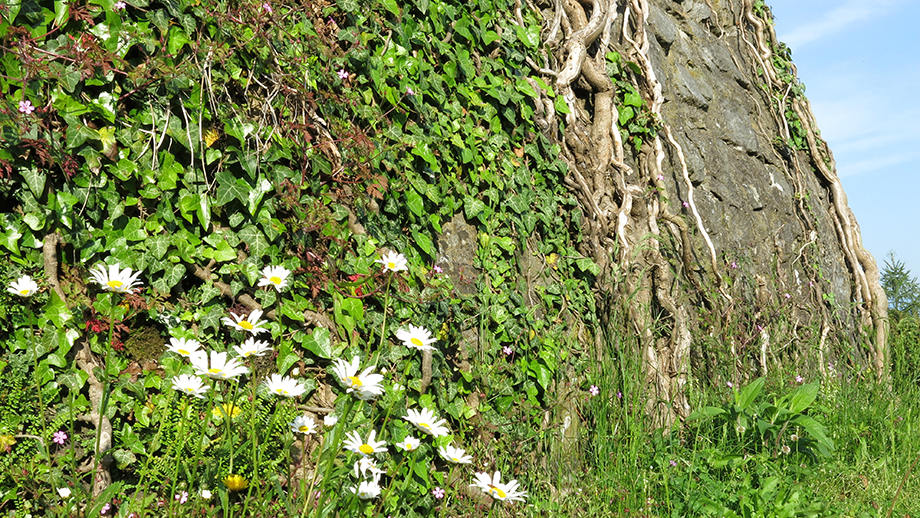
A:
52;430;67;445
18;100;35;114
432;487;445;499
589;385;600;396
337;69;349;80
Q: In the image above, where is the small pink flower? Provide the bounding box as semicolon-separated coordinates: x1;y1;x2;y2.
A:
795;375;803;383
669;459;677;467
18;100;35;114
432;487;445;499
726;381;733;388
617;391;622;399
100;503;111;515
175;491;188;504
112;1;126;11
406;86;416;95
52;430;68;445
433;265;443;273
784;293;791;299
682;201;690;208
589;385;600;396
730;261;738;269
337;69;349;80
502;345;512;355
262;2;272;13
656;174;664;181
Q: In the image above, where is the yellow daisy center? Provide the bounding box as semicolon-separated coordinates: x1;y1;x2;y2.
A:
359;444;374;455
451;456;461;462
238;320;254;330
178;349;189;356
107;280;123;289
209;368;224;375
184;387;194;393
270;276;282;285
418;422;431;429
347;376;363;387
411;337;424;347
277;389;288;395
299;425;311;432
387;261;396;269
489;486;507;499
19;289;29;295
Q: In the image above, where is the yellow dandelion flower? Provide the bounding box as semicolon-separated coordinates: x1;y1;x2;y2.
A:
223;474;248;492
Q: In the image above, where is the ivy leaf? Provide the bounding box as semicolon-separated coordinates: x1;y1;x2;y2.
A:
514;24;540;48
21;168;46;198
618;106;634;125
464;197;488;220
237;224;269;259
406;189;424;217
302;328;332;359
529;360;552;390
553;96;570;114
623;90;644;107
123;218;148;242
380;0;400;16
412;229;435;256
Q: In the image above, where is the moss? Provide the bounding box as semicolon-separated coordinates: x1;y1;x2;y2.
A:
123;325;166;362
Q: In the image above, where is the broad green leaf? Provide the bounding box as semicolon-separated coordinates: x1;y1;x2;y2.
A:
785;381;820;414
412;229;435;256
529;360;552;390
22;168;46;198
514;24;540;48
406;189;424;217
238;225;269;258
123;218;147;242
687;406;727;422
463;196;487;220
792;414;835;454
302;327;332;359
618;106;634;125
736;377;764;410
623;90;643;107
554;95;570;114
380;0;400;16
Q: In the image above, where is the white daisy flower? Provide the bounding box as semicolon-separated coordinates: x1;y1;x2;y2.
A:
324;415;338;427
470;471;527;502
439;444;472;464
57;487;72;498
403;408;450;437
257;265;292;293
290;415;318;434
264;373;306;398
354;457;385;480
191;351;249;380
232;336;272;358
222;309;269;335
395;436;421;452
350;479;381;500
8;275;39;297
395;325;437;351
171;374;210;399
89;263;143;293
343;429;388;457
331;356;385;400
375;250;407;272
166;337;202;358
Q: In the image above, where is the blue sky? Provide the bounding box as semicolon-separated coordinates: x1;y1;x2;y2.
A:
767;0;920;278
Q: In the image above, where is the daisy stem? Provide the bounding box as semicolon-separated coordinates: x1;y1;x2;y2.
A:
167;398;191;518
26;306;52;464
135;389;177;517
488;498;497;518
92;297;117;488
309;397;356;518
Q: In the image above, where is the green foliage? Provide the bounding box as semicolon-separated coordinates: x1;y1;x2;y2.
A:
881;250;920;319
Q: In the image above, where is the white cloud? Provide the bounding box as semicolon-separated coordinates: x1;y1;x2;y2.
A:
777;0;898;49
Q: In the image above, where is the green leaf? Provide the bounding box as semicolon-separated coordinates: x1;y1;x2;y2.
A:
238;225;269;259
785;381;819;414
22;168;46;198
406;189;424;217
380;0;400;16
529;360;552;390
735;377;764;410
623;90;643;107
687;406;727;422
44;291;72;328
123;218;148;242
53;0;69;27
553;96;570;114
412;229;435;256
463;197;487;220
791;414;835;454
302;327;332;359
574;257;599;275
514;24;540;48
214;173;249;207
618;106;634;125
